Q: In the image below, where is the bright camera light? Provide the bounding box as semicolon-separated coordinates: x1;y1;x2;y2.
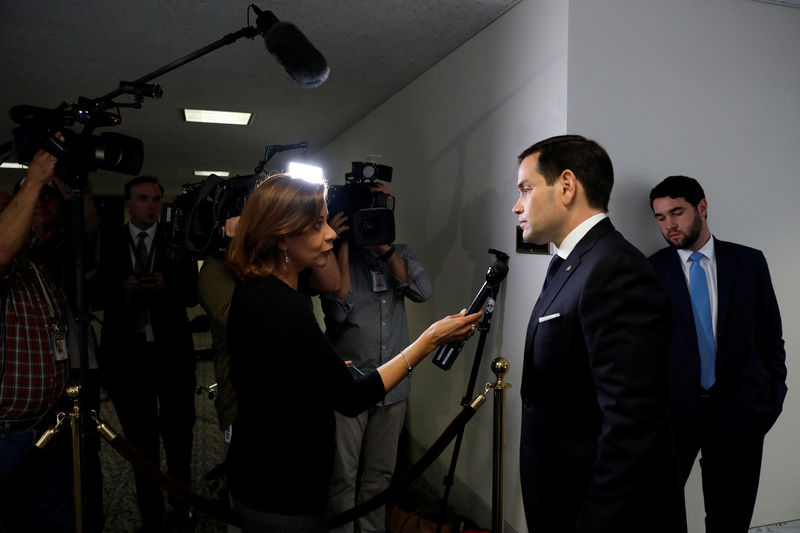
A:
288;162;324;184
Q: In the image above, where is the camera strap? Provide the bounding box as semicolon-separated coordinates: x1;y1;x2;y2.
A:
186;174;227;254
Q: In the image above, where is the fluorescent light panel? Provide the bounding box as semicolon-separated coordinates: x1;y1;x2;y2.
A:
1;162;28;169
194;171;230;177
184;109;252;125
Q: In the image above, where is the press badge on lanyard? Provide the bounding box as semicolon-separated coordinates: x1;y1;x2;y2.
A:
50;322;68;361
29;261;69;361
370;270;389;292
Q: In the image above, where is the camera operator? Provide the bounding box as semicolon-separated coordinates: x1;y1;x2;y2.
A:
0;146;75;533
24;168;105;533
322;183;432;533
97;175;199;532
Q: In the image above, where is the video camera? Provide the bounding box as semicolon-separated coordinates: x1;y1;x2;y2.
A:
161;173;260;261
327;162;395;247
9;102;144;185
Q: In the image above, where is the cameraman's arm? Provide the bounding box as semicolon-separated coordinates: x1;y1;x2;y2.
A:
372;244;408;283
309;252;341;293
332;240;351;298
309;211;348;294
0;149;57;271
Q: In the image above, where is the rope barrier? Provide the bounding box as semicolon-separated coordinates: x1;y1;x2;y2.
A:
91;412;241;527
328;389;487;529
4;390;486;530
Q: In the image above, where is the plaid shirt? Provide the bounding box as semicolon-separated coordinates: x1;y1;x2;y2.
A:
0;258;69;419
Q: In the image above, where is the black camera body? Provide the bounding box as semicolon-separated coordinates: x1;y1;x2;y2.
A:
327;162;395;247
161;173;259;260
10;103;143;185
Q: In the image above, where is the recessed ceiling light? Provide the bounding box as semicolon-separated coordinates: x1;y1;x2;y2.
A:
193;170;230;177
1;162;28;169
184;109;252;125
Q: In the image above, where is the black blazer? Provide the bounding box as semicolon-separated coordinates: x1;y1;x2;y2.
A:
649;238;786;440
98;224;198;382
520;218;686;533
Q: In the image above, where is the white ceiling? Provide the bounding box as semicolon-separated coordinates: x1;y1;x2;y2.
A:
0;0;519;195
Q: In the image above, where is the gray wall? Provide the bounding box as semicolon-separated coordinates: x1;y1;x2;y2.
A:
567;0;800;528
315;0;800;531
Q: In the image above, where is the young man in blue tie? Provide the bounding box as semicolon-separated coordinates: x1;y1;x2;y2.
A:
649;175;787;533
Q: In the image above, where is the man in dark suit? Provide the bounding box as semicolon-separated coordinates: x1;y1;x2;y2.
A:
513;135;686;533
99;176;198;532
649;175;786;532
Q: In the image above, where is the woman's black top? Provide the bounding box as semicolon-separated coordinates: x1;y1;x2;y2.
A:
227;275;385;515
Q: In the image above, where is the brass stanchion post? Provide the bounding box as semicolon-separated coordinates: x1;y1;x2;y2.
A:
67;385;83;533
490;357;510;533
35;384;83;533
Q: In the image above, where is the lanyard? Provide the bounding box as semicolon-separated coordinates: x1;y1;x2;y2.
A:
28;260;57;323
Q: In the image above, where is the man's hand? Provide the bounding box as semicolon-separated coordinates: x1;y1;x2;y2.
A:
122;272;166;294
222;216;240;238
26;148;58;189
328;211;349;237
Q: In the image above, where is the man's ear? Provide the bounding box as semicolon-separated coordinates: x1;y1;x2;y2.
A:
559;169;578;206
697;198;708;219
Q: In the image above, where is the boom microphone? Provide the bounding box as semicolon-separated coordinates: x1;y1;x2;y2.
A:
252;6;330;88
432;249;510;370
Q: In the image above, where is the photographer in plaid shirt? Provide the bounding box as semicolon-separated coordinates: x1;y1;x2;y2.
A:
0;144;74;532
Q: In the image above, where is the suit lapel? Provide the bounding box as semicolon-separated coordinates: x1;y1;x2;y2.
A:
525;219;613;351
661;248;694;329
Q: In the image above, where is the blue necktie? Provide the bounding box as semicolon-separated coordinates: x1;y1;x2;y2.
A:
689;251;716;389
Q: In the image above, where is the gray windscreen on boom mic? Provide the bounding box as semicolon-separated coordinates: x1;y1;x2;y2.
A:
253;6;330;88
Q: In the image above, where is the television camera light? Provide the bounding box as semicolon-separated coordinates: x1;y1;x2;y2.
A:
288;161;324;183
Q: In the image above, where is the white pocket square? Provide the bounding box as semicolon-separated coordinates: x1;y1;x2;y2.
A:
538;312;561;323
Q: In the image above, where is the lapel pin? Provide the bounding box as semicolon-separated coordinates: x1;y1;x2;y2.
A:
566;265;572;271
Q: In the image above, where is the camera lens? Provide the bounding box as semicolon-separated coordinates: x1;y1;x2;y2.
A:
359;216;383;239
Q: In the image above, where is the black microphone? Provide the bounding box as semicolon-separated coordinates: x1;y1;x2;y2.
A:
252;6;330;88
432;250;510;370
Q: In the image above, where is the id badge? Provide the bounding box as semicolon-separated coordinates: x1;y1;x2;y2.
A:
51;324;69;362
371;271;388;292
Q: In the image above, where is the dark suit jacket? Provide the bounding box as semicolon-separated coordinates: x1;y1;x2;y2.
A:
98;223;198;385
649;238;786;441
520;218;686;533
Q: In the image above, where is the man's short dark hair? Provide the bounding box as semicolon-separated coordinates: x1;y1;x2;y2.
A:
124;176;164;200
518;134;613;211
649;175;705;210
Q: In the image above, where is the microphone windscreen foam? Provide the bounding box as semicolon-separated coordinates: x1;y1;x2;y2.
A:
263;22;330;88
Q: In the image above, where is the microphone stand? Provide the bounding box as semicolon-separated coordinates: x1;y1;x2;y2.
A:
99;17;269;103
435;282;502;533
67;171;98;533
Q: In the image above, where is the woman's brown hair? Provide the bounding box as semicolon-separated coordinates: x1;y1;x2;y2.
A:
226;173;326;280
